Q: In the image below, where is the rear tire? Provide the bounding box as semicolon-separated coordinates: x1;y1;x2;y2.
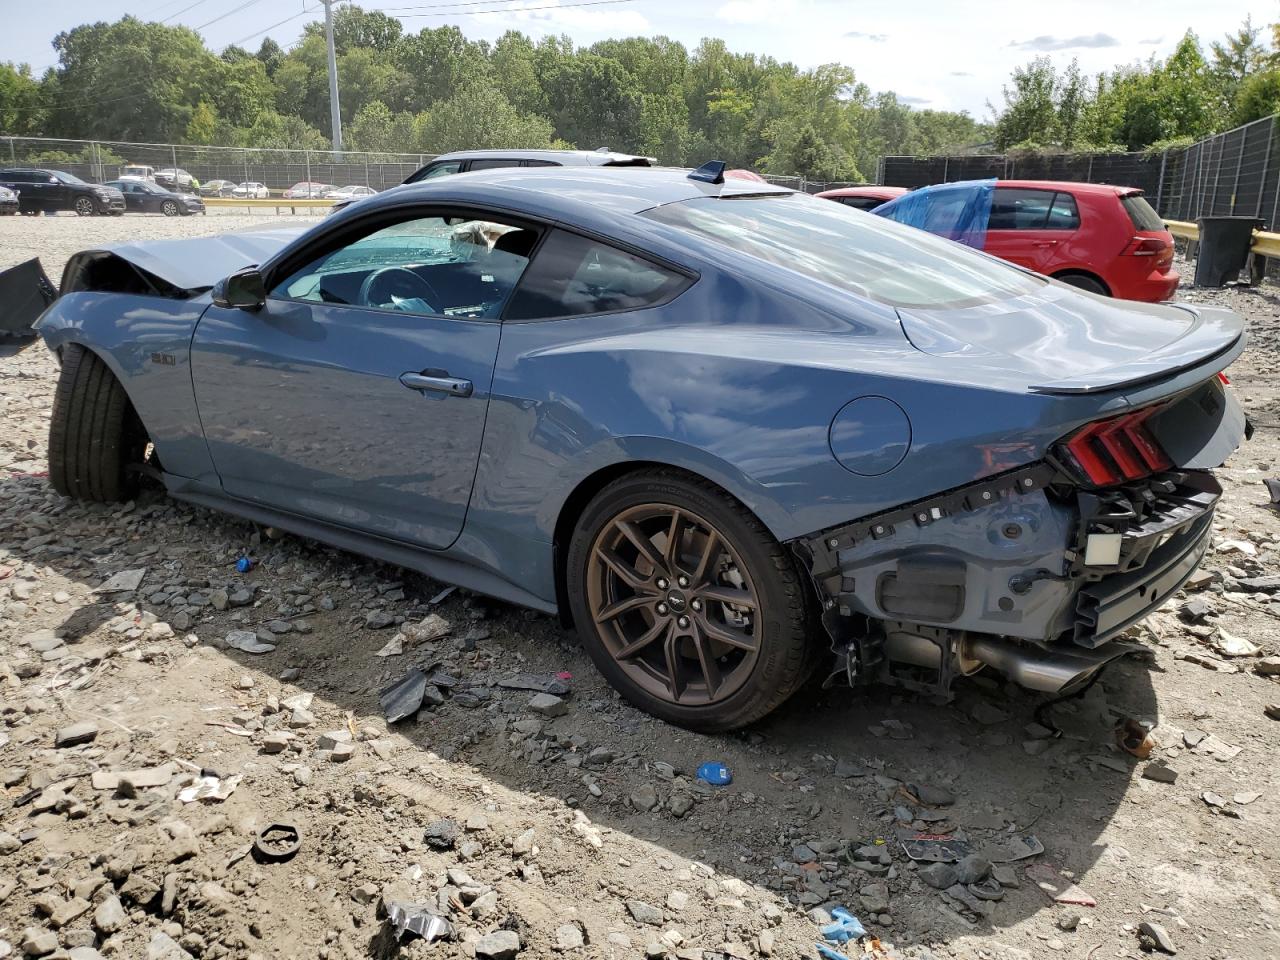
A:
48;344;145;502
566;469;817;731
1055;272;1109;296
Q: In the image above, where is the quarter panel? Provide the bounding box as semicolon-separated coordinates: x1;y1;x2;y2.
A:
37;292;216;482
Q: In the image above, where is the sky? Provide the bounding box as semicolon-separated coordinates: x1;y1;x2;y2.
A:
6;0;1278;117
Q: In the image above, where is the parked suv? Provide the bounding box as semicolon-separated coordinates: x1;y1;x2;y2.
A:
875;179;1177;302
329;148;655;214
0;168;124;216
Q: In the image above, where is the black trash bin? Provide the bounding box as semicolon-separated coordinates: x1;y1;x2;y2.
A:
1194;216;1262;287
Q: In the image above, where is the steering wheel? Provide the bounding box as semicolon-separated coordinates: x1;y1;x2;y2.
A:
358;266;443;313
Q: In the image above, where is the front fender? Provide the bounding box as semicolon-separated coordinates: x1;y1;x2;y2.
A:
38;292;217;483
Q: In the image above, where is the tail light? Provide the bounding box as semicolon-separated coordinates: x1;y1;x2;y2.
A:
1062;406;1172;486
1123;236;1174;270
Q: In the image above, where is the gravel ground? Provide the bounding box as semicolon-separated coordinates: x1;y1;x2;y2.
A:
1;217;1278;960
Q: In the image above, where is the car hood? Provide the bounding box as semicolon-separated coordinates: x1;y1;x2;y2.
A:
897;283;1246;394
64;228;305;295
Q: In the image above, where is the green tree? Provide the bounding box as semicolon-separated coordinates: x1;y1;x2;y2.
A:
992;57;1061;148
185;100;219;144
415;84;554;153
0;62;45;135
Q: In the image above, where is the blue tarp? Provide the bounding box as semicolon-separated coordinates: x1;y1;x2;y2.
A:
872;178;995;250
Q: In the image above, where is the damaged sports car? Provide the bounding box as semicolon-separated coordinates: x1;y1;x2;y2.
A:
31;164;1248;731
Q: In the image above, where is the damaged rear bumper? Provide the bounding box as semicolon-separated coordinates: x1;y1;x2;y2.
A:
793;464;1219;696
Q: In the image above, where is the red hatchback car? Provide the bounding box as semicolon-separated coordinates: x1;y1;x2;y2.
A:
815;185;908;211
872;179;1179;302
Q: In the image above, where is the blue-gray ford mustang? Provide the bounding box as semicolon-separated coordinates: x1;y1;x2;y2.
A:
33;166;1248;731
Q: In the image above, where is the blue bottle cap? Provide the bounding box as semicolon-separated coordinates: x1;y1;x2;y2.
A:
696;762;732;786
235;556;254;573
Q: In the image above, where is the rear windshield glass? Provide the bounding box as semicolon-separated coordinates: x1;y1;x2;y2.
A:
1121;193;1165;232
643;194;1043;309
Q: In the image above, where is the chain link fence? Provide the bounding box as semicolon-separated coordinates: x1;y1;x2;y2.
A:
0;137;433;194
880;116;1280;225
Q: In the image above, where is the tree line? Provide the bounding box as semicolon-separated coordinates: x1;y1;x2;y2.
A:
2;8;1279;180
993;17;1280;153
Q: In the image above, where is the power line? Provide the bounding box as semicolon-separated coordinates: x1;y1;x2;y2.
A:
192;0;270;32
377;0;632;10
380;0;639;15
223;4;317;48
161;0;218;25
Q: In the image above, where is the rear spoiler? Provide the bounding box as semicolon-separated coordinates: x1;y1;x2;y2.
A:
1029;305;1246;395
0;258;56;339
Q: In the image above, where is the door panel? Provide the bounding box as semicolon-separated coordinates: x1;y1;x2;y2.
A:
190;302;501;549
986;188;1079;274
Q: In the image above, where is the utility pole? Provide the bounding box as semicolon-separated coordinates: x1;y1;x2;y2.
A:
322;0;343;152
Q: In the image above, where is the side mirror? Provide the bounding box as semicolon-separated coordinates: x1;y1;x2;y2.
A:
212;267;267;310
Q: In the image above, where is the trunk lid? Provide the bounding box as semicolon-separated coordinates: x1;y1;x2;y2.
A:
897;285;1245;394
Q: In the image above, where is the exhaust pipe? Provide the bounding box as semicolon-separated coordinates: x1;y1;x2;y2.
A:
965;635;1139;693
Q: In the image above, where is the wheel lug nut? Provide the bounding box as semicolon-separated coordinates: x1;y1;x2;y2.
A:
656;578;668;590
657;603;668;615
677;576;689;587
678;616;690;628
691;599;701;611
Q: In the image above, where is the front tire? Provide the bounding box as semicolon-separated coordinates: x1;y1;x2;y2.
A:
566;469;815;731
161;200;180;217
74;196;96;217
48;344;145;502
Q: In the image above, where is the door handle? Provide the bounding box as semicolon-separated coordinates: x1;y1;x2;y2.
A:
1032;240;1058;247
399;371;473;398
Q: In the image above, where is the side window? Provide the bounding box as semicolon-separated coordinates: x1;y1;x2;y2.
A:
270;213;537;320
467;159;521;171
523;160;561;168
418;161;461;181
841;197;880;211
6;172;34;183
505;229;691;321
988;188;1056;230
1047;191;1081;230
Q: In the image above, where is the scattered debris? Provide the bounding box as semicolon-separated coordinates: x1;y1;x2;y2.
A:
224;630;275;654
94;568;146;593
385;901;453;942
1211;627;1260;658
380;668;430;723
1025;864;1097;907
1138;920;1178;954
1116;718;1156;759
178;773;241;803
252;822;301;863
820;907;866;944
499;673;571;695
697;761;733;786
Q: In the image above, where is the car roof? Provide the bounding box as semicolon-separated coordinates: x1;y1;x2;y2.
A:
433;148;655;167
816;185;908;199
380;166;793;218
997;179;1140;196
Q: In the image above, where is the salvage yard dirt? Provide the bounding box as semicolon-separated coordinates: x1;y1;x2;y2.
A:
2;214;1279;960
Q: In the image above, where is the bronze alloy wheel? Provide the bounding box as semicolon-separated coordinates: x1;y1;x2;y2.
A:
585;502;761;706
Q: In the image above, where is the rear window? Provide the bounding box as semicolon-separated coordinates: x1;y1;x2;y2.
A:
1121;193;1165;232
644;194;1043;310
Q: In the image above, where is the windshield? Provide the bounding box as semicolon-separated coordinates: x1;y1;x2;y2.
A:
643;194;1043;309
52;171;87;184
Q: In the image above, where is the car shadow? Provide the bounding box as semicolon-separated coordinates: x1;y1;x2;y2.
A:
3;473;1156;952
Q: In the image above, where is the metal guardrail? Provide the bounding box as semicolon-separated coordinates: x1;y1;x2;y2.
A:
1164;219;1280;259
204;197;334;213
